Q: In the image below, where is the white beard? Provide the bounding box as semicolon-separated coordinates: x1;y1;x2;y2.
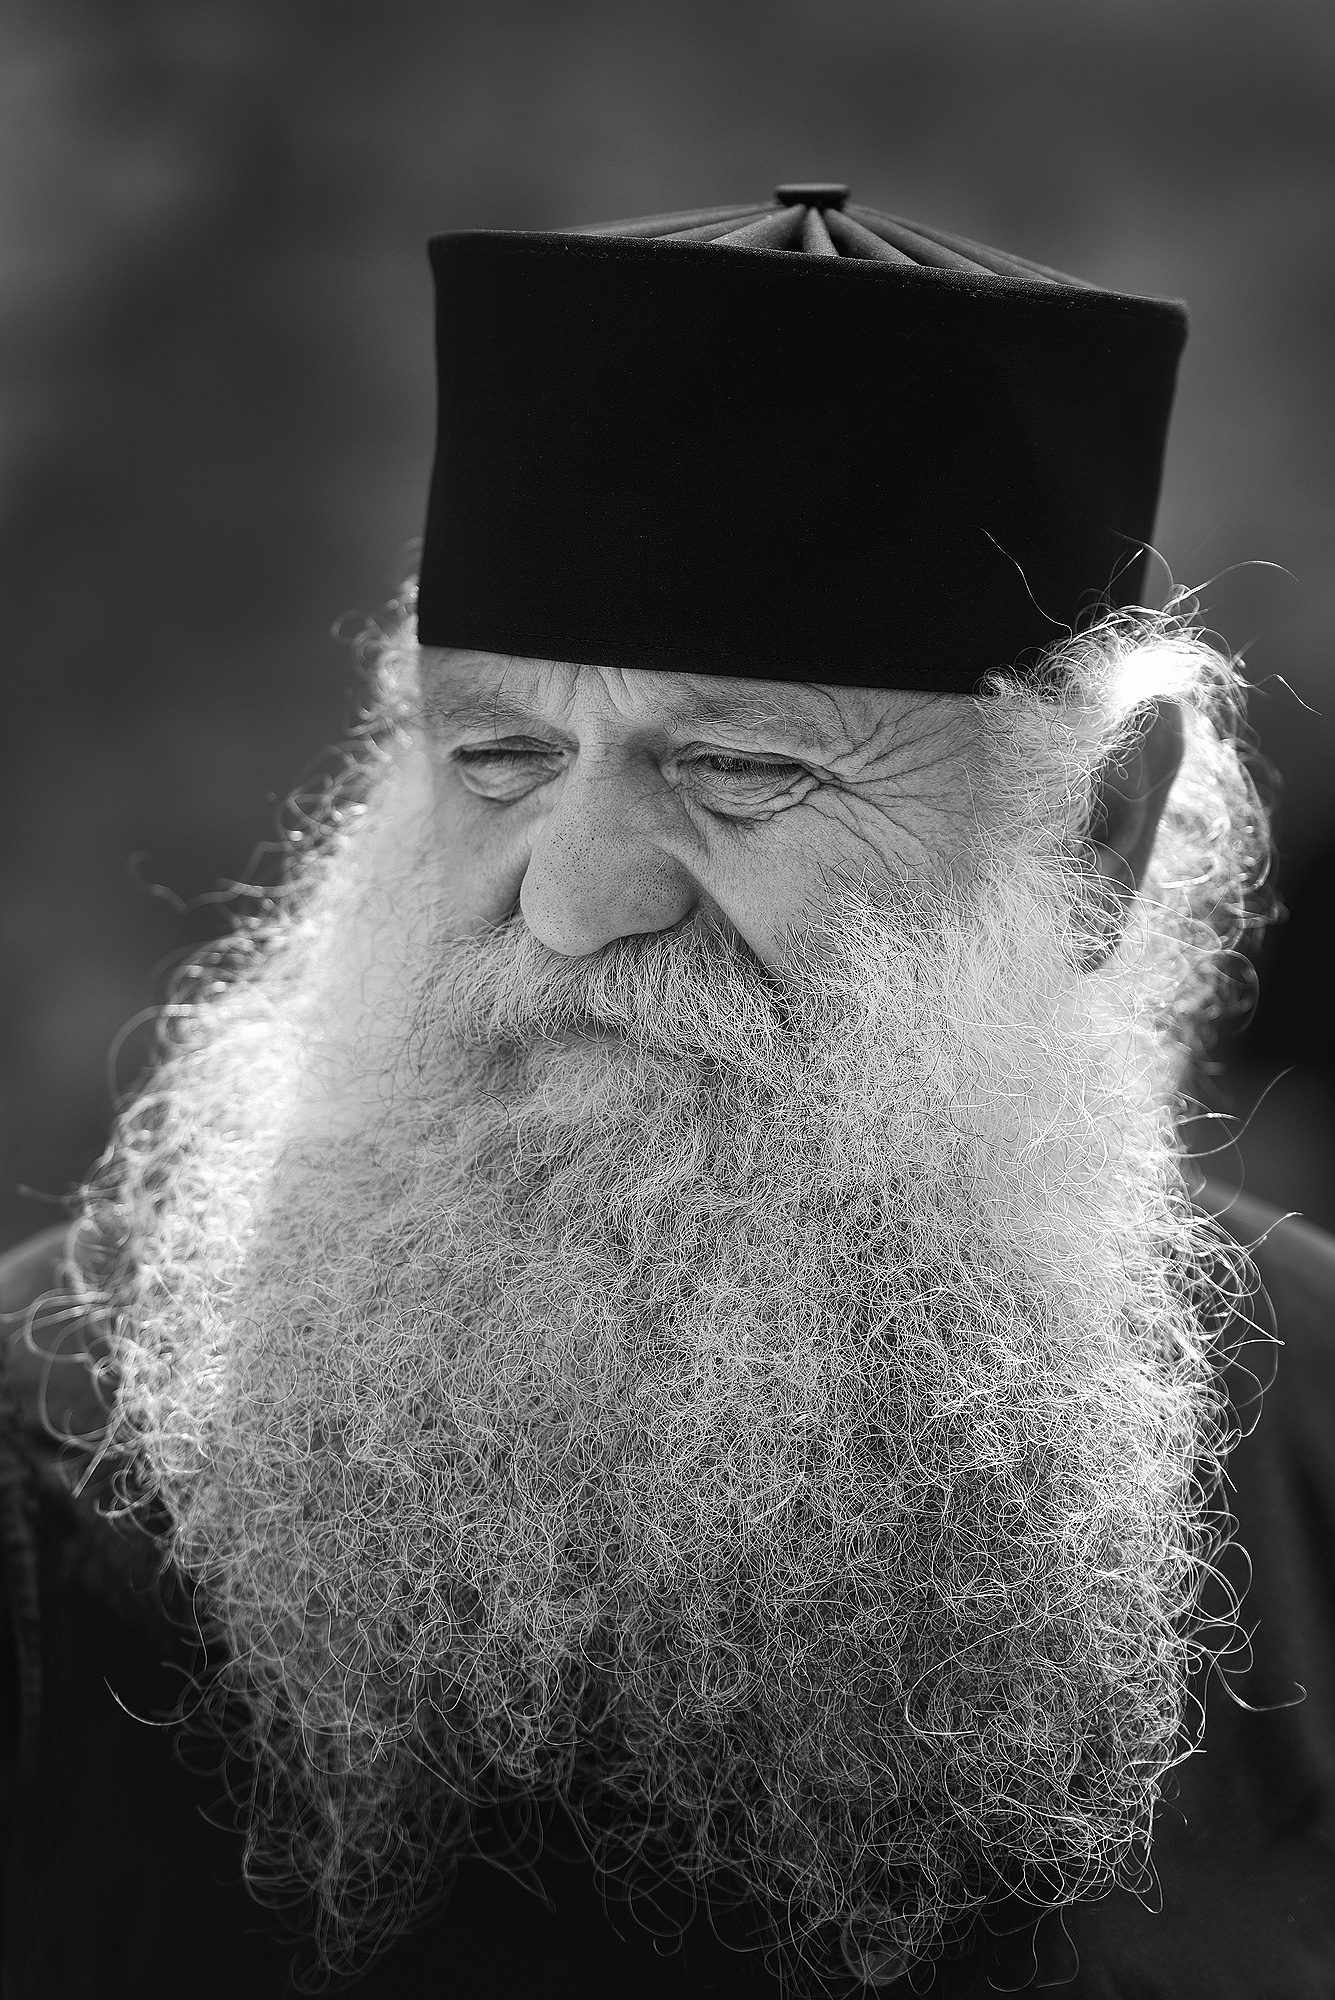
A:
83;723;1244;1990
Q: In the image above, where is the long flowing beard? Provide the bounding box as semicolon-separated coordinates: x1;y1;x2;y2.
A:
82;743;1242;1990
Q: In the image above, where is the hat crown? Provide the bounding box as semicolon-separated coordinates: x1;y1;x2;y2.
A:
565;187;1090;286
419;194;1188;691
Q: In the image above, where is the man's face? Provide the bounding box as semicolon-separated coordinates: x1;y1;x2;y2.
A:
420;650;990;967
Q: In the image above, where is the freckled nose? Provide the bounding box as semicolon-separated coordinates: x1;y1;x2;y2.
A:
519;763;695;957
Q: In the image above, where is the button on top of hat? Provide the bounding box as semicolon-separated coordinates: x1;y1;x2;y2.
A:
773;182;850;209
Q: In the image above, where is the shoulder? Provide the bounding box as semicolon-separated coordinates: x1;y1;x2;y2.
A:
1200;1180;1335;1446
0;1225;169;1629
0;1223;111;1457
1204;1181;1335;1328
1194;1182;1335;1748
0;1224;72;1318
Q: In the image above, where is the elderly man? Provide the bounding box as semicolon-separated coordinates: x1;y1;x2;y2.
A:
2;189;1333;1998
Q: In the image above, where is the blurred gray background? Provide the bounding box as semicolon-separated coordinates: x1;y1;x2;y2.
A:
3;0;1333;1252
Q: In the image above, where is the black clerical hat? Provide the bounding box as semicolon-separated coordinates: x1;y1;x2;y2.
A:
417;186;1187;694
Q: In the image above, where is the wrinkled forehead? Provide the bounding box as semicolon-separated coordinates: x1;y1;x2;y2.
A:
419;646;971;756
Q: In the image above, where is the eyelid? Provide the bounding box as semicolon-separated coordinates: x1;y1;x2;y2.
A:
677;749;808;778
452;738;564;759
704;766;795;784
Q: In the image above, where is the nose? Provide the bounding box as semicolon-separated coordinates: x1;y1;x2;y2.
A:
519;751;696;957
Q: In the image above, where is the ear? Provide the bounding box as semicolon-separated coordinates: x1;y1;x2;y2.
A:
1083;700;1185;968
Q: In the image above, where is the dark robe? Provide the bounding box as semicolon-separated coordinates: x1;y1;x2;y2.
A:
2;1189;1333;1998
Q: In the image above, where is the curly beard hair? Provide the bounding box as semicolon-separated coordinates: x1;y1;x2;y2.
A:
77;614;1269;1991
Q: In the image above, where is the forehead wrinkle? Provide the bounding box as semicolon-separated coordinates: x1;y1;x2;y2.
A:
424;651;863;752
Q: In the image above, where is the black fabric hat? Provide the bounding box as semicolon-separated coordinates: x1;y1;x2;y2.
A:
417;186;1188;694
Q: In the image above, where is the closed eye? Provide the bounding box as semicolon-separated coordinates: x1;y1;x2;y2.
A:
676;750;816;822
688;753;804;780
451;741;563;799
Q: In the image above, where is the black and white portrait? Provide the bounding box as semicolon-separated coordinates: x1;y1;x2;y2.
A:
2;7;1332;1996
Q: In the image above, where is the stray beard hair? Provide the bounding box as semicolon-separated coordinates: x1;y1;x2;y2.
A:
75;605;1271;1991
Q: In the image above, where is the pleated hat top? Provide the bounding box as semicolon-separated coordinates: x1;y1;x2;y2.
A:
417;184;1188;693
575;181;1088;281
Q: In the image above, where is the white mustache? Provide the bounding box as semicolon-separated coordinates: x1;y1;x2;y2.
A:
421;907;806;1067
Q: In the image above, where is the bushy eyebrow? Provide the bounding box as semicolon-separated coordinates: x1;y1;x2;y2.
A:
423;677;842;752
424;687;558;736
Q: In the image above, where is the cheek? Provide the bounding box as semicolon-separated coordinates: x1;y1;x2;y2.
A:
427;773;533;930
776;787;983;929
703;827;837;971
